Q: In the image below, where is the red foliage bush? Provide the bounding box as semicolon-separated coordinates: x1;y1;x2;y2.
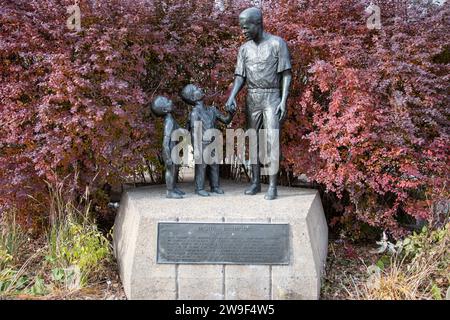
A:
1;0;448;236
0;0;242;226
266;0;449;236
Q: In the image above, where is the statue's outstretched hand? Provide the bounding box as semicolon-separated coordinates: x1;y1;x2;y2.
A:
225;98;237;113
227;105;236;116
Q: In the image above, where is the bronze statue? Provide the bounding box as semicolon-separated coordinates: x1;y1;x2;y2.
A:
181;84;234;197
150;96;186;199
225;7;292;200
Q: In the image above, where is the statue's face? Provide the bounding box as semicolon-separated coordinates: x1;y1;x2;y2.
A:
191;85;205;102
239;17;260;41
161;98;173;113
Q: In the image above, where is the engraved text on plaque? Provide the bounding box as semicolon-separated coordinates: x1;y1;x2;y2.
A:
157;222;290;264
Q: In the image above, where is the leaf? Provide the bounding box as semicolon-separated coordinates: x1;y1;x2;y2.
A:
15;276;29;290
375;259;385;270
51;268;65;282
29;276;47;296
431;284;442;300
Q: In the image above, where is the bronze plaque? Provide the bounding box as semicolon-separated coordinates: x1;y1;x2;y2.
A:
157;222;289;264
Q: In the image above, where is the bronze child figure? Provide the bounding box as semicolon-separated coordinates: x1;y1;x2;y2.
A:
181;84;234;197
150;96;186;199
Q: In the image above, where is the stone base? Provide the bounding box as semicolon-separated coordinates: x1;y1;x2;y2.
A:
113;180;328;300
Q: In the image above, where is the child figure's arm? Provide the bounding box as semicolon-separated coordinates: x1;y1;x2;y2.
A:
185;112;191;132
162;119;174;165
190;110;202;162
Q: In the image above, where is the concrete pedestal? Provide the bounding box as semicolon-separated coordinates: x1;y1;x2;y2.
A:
113;180;328;300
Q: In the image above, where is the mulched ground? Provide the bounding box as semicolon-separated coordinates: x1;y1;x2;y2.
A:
40;260;127;300
8;265;126;300
321;240;378;300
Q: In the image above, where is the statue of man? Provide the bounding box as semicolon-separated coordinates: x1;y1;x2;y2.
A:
225;7;292;200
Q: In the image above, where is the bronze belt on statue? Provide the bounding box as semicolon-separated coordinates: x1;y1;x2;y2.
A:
248;88;280;93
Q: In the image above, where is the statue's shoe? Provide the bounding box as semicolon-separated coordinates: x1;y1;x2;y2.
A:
196;189;210;197
166;190;183;199
264;187;278;200
211;187;225;194
174;187;185;195
244;184;261;195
